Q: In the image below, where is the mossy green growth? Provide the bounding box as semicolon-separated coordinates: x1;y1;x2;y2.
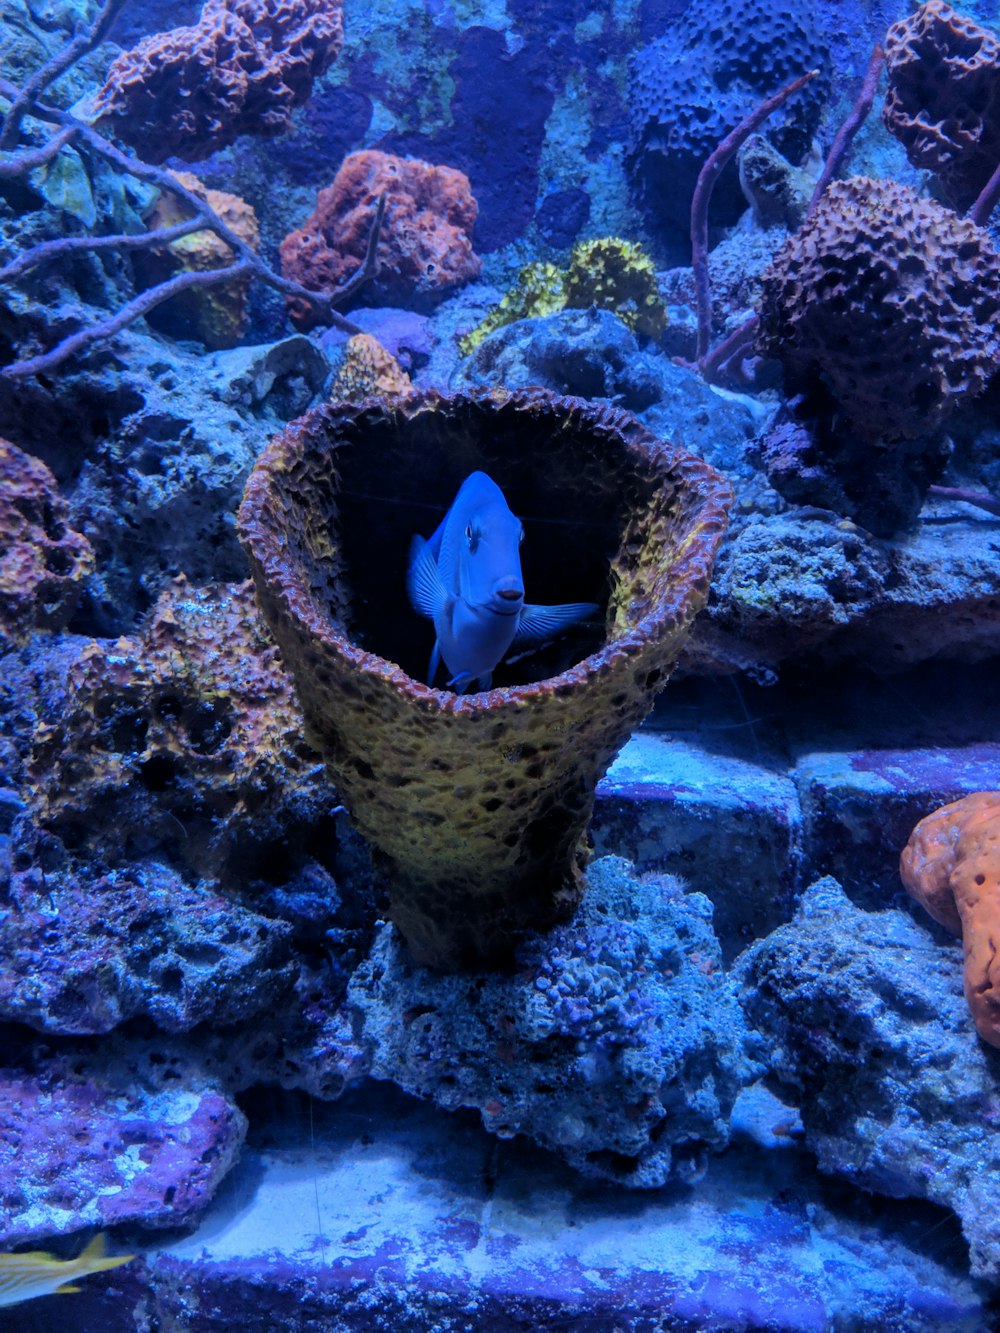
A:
459;261;564;355
564;237;666;340
459;238;666;355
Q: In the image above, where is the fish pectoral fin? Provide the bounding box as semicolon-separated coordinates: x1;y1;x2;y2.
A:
447;670;490;694
407;536;447;621
513;602;600;646
427;640;441;687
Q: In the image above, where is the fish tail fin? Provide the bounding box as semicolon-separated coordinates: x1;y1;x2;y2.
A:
76;1233;135;1276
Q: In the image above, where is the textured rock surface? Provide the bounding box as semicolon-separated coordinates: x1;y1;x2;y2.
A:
349;857;757;1187
0;438;93;646
0;1044;246;1243
883;0;1000;210
238;388;731;968
133;172;261;350
94;0;344;162
0;330;331;636
627;0;829;248
757;176;1000;447
280;151;480;324
737;878;1000;1282
0;858;295;1034
4;1084;988;1333
695;507;1000;673
28;578;331;883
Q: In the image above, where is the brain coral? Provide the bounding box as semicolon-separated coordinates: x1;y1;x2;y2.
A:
94;0;343;162
238;389;731;970
280;151;481;326
757;177;1000;444
626;0;829;246
884;1;1000;211
0;437;93;645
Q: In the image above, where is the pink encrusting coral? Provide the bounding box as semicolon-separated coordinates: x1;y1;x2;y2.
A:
93;0;343;162
280;150;481;325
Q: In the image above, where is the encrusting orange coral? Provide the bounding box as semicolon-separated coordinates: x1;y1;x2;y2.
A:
900;791;1000;1048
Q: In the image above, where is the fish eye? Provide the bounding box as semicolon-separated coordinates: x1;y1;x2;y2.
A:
465;523;478;551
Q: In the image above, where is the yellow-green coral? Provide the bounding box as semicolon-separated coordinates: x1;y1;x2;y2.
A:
459;261;564;354
564;238;666;340
459;238;666;354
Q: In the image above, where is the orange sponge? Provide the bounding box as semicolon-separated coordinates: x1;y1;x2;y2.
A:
900;792;1000;1048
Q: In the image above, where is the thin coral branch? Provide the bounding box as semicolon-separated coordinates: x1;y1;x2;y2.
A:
1;259;257;381
0;219;205;284
0;0;127;151
0;125;79;178
0;81;389;376
698;315;760;385
696;50;883;387
969;158;1000;227
807;44;883;216
691;68;819;362
0;81;377;328
928;484;1000;518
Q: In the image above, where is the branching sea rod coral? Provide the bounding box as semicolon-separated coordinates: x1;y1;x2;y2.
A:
0;0;382;378
238;388;731;971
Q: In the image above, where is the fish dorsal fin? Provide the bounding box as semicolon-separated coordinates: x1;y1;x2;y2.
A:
513;602;599;647
407;536;448;621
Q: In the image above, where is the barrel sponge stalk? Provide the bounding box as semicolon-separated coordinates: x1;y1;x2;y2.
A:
238;389;731;971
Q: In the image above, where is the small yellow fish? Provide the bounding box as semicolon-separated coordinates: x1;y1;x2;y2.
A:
0;1232;134;1307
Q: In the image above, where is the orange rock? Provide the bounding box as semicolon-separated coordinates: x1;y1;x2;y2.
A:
327;334;413;403
134;171;260;350
279;150;481;326
900;792;1000;1048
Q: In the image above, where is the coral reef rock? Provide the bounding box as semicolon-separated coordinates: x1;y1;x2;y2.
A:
238;388;731;970
460;239;666;354
883;0;1000;210
326;332;413;403
455;308;665;411
0;1045;246;1243
626;0;829;249
94;0;343;162
133;172;261;350
737;877;1000;1283
0;437;93;646
0;857;296;1034
28;578;330;883
757;176;1000;447
901;791;1000;1048
349;857;758;1187
280;151;481;325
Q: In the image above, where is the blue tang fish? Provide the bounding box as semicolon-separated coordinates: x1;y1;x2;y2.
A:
407;471;598;693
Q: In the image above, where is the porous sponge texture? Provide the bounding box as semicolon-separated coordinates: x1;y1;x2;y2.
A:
238;389;731;970
757;176;1000;442
901;792;1000;1049
94;0;343;163
627;0;828;235
884;0;1000;210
